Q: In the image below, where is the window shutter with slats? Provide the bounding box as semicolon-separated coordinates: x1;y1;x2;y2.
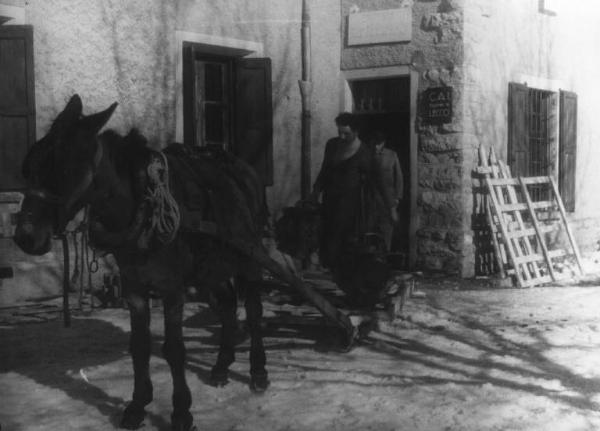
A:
234;58;273;186
0;25;35;190
508;82;529;177
559;90;577;212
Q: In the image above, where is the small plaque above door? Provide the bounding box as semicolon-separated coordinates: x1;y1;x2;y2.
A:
348;8;412;46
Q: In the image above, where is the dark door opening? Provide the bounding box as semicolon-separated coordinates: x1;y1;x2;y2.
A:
351;77;411;264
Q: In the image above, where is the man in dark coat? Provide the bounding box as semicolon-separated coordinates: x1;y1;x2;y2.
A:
310;113;390;307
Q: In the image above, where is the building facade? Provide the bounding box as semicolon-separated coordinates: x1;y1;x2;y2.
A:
1;0;600;302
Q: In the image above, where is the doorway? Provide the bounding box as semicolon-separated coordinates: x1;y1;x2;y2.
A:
350;76;412;266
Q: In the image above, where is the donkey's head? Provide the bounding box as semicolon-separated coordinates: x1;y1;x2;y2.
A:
14;95;117;255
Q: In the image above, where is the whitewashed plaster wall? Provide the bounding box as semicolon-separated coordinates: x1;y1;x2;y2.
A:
463;0;555;167
27;0;178;148
551;3;600;232
0;0;180;304
0;0;341;302
176;0;343;214
23;0;342;215
463;0;600;254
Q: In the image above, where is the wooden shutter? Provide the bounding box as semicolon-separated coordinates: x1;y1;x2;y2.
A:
547;92;558;178
508;82;529;177
0;25;35;190
234;58;273;186
182;43;195;146
559;90;577;212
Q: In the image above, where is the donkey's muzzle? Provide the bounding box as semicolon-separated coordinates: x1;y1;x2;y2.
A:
13;213;53;256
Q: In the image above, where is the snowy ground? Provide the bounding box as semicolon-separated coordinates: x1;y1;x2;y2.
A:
3;271;600;431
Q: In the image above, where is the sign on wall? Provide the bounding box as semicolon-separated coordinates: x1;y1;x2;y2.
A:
422;87;453;125
348;8;412;46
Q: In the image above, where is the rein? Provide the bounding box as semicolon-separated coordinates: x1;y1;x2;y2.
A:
25;188;64;204
64;141;104;214
24;140;104;232
25;141;103;327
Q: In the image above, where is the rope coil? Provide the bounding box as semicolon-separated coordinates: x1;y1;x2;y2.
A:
145;151;180;244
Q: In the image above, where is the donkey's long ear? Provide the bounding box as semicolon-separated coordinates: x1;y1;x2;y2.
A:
53;94;83;131
80;102;118;135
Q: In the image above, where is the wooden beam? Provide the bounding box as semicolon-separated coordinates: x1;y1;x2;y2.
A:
518;177;557;282
549;177;584;274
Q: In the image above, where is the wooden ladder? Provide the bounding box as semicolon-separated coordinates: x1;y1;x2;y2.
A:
478;145;583;287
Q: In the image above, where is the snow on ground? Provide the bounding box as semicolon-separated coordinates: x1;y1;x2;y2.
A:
3;273;600;430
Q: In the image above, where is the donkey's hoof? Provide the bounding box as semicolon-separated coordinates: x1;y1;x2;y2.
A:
120;402;146;430
250;373;270;393
171;411;194;431
337;326;359;353
209;371;229;387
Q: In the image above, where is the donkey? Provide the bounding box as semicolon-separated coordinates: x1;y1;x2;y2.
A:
14;95;357;430
14;95;275;431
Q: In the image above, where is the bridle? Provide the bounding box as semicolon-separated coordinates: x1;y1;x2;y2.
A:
21;139;104;233
24;188;65;205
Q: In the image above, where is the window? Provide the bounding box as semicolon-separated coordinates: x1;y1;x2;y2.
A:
508;82;577;211
539;0;558;15
183;44;273;186
192;59;232;148
527;88;554;201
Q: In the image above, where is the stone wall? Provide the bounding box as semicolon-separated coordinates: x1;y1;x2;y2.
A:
341;0;466;274
416;4;465;273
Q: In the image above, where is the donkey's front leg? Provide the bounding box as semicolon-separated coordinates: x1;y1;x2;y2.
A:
121;291;153;430
243;277;269;393
163;292;194;431
209;281;237;387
